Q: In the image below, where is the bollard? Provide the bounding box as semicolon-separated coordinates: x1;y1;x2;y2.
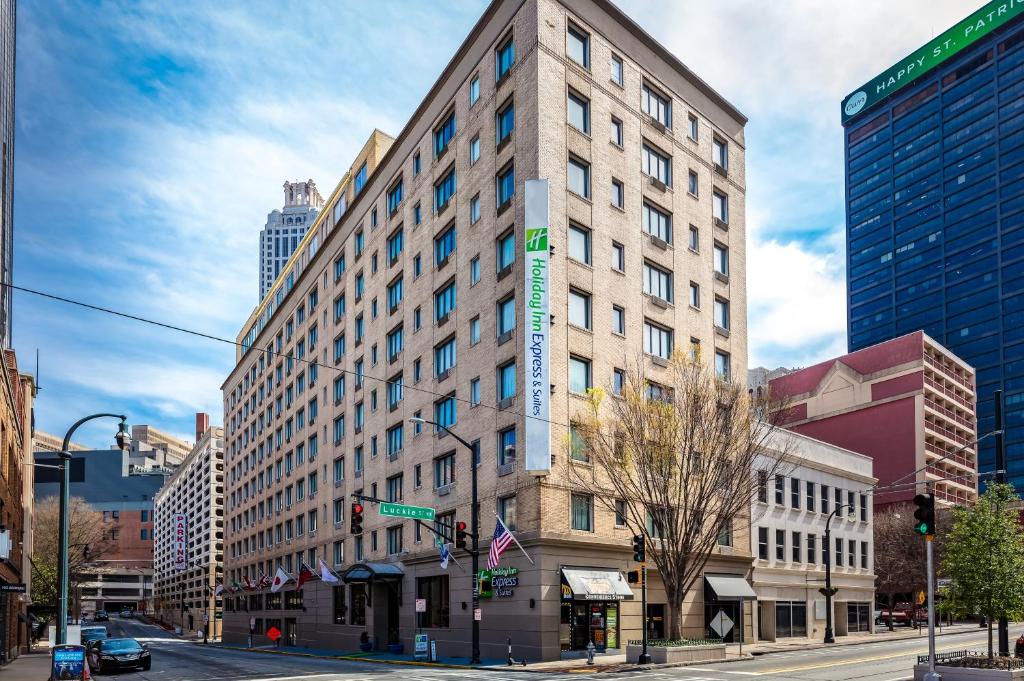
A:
586;640;595;665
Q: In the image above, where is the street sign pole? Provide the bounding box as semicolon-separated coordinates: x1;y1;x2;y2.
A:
639;561;651;664
925;533;939;681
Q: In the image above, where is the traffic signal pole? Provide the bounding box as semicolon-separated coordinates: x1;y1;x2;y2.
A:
925;533;938;681
995;389;1010;657
632;534;651;664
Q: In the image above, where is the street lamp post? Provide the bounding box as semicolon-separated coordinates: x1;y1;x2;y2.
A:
410;417;480;665
821;503;853;644
57;414;130;645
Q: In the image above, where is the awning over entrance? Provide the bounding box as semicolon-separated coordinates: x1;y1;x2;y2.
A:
561;568;634;601
342;562;404;583
705;574;756;601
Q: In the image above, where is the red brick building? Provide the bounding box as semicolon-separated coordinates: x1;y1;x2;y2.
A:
769;332;977;508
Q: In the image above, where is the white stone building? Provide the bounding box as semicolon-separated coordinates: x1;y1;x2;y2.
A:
259;180;325;300
153;425;226;638
751;429;876;641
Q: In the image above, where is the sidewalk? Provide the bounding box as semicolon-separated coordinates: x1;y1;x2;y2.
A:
1;647;55;681
210;621;988;674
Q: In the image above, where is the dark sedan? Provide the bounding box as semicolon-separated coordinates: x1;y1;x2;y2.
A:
93;610;109;622
81;626;108;645
88;638;151;673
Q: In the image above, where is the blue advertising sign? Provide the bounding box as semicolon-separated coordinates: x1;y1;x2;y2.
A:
51;644;86;680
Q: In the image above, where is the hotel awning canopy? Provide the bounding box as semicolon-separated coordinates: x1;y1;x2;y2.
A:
342;562;404;583
705;574;756;601
561;568;634;601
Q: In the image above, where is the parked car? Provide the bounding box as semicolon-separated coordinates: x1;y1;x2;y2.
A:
93;610;109;622
877;602;923;626
81;626;108;645
119;608;135;619
87;638;151;673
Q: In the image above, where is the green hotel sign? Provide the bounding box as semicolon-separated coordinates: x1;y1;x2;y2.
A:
379;502;435;521
842;0;1024;124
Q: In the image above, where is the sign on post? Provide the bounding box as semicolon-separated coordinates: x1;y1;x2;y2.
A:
266;626;281;642
51;645;86;681
379;502;435;521
415;598;426;613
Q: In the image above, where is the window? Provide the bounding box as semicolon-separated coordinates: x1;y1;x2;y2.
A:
434;394;456;429
775;474;785;504
861;541;869;569
611;179;624;209
713;191;729;224
715;350;731;382
642;143;671;185
688;114;698;140
434;281;456;321
497;231;515;271
570;493;593;531
386;473;403;502
714;243;729;276
435;224;456;266
860;494;868;522
791;478;801;509
334;254;346;281
417;575;450;628
848;539;855;567
499;427;516;465
758;527;769;560
387;228;403;264
355;272;365;298
775;529;785;560
333;457;345;484
470;377;480;405
414;202;421;225
718;520;732;547
714;298;730;330
496;164;515;208
469;194;481;225
413;152;421;176
610;54;624;86
611;241;625;271
644;321;672;360
808;534;817;564
434;168;456;212
568;157;590;198
611;117;623;146
387;180;403;215
355;231;365;257
569;289;592;330
470;76;480;105
644;262;673;302
497;361;516;400
496;99;514;146
355;162;368;195
641;83;671;128
688;170;699;196
612;305;625;334
497;495;517;531
792;532;802;562
835;537;843;567
821;484;830;515
434;337;457;376
566;22;590;66
757;470;768;503
497;297;516;335
688;225;699;251
568;224;591;264
642;202;672;242
689;337;700;362
615;499;627;526
434;111;456;158
386;526;403;555
568;91;589;133
387;375;403;409
434;452;456;487
713;137;728;170
569;356;592;393
470;316;481;345
466;257;480;287
334;294;346;322
470;135;480;164
387;278;403;311
496;36;514;81
807;481;816;512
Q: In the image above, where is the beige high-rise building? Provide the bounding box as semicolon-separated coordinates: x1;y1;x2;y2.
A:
222;0;747;661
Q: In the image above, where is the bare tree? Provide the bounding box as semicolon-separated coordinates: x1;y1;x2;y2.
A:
567;355;790;640
31;496;113;610
873;503;926;629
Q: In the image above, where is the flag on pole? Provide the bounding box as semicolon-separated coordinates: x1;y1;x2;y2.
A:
296;563;316;591
439;543;451;570
258;570;272;589
270;566;293;593
317;558;341;584
242;575;255;591
231;580;244;594
215;584;225;597
487;516;516;569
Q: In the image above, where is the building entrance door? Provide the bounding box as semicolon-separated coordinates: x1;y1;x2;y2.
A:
284;617;297;646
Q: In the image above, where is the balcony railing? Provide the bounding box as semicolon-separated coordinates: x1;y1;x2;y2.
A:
924;375;973;411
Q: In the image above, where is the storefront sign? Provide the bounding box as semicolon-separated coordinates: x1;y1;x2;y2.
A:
414;634;429;661
842;0;1024;124
0;583;26;593
524;179;551;475
606;607;618;649
172;514;188;571
478;567;518;598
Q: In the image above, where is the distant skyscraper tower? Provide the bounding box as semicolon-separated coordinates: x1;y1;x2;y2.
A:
259;180;324;300
0;0;16;347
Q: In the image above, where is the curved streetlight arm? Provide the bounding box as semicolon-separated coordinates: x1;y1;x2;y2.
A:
61;413;128;457
409;416;474;452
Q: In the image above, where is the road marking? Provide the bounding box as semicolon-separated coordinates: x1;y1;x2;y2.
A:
686;670;761;676
757;636;996;675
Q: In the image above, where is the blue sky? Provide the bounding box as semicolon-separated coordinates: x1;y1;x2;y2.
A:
13;0;978;447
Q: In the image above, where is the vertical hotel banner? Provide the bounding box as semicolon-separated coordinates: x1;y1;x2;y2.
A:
173;514;188;571
524;179;551;475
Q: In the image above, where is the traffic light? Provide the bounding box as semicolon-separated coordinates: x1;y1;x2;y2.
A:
627;570;640;584
350;501;364;535
632;534;645;562
913;493;935;536
456;521;469;550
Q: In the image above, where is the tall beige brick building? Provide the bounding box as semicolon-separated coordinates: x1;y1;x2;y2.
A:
222;0;748;661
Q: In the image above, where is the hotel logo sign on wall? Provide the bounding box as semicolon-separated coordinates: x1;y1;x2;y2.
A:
524;179;551;475
172;514;188;571
841;0;1024;124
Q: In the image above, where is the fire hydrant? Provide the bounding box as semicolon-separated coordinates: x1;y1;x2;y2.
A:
586;640;595;665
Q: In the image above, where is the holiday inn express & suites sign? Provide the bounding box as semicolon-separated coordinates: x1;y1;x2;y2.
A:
524;179;550;475
842;0;1024;124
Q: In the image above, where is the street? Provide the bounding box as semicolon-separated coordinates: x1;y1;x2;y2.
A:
92;616;1022;681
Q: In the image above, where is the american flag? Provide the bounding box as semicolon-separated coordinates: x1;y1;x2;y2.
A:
487;517;515;569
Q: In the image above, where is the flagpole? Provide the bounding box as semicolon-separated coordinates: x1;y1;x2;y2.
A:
494;513;534;565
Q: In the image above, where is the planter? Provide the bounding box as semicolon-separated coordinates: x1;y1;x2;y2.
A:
388;643;404;654
626;643;727;664
915;664;1024;680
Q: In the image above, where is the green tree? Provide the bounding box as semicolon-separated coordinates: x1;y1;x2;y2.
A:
939;483;1024;659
